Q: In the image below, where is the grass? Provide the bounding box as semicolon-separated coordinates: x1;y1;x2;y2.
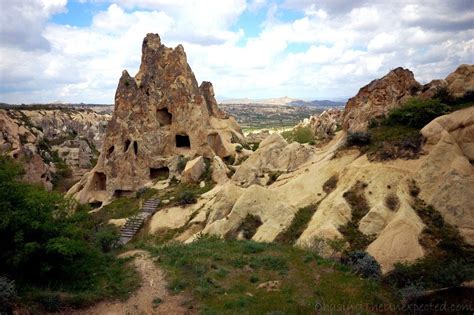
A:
149;237;394;313
340;181;375;251
281;126;315;144
275;204;319;245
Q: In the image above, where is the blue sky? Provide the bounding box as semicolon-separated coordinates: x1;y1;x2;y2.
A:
0;0;472;104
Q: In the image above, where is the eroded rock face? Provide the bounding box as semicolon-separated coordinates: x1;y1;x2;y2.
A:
445;64;474;98
231;133;315;187
297;108;342;140
418;106;474;245
342;68;421;132
0;108;108;189
70;33;244;204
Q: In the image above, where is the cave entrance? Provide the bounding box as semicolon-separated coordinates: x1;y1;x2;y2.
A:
150;166;169;180
92;172;107;191
106;145;114;158
157;108;172;126
176;134;190;148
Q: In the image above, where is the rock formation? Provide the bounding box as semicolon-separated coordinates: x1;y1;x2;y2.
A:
0;108;109;189
143;64;473;273
421;64;474;99
342;67;421;132
343;64;474;132
70;33;244;204
297;108;342;139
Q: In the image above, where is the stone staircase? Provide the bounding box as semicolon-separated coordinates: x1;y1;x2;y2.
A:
118;199;160;245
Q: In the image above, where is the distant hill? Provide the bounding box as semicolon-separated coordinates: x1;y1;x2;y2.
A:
219;97;345;107
288;99;346;107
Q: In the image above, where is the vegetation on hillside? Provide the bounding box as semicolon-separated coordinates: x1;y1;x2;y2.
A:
0;155;140;312
346;90;474;160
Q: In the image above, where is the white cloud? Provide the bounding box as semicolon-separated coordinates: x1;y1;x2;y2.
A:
0;0;472;103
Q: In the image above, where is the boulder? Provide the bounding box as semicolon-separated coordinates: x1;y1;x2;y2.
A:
182;156;206;184
211;156;230;184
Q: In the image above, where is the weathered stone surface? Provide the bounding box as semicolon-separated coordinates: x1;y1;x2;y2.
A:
70;33;244;203
232;133;315;187
181;156;205;184
418;106;474;245
0;108;109;190
342;68;421;131
297;108;342;140
211;156;230;184
245;130;271;144
445;64;474;98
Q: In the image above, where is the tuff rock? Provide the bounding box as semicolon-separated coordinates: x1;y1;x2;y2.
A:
69;33;244;204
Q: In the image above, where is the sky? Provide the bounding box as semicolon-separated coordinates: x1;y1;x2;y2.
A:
0;0;473;104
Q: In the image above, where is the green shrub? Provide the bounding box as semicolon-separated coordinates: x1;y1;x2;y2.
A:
0;155;139;309
178;190;197;205
94;225;119;252
383;97;450;129
342;251;381;279
346;131;371;146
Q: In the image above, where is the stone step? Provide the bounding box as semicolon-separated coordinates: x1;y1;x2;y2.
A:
116;198;160;247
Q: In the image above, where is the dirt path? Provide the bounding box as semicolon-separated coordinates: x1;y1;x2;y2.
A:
72;250;193;315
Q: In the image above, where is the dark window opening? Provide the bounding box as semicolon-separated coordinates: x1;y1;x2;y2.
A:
156;108;172;126
124;139;131;152
113;190;134;198
150;167;169;180
106;145;114;158
176;134;190;148
92;172;107;191
133;141;138;155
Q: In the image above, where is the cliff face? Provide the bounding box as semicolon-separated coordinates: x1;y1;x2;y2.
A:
70;33;244;204
0;108;110;189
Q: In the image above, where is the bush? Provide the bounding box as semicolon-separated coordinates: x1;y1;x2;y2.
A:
386;257;473;290
0;155;139;309
178;190;197;205
383;97;450;129
343;251;381;279
94;225;119;252
346;131;371;146
235;145;243;153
